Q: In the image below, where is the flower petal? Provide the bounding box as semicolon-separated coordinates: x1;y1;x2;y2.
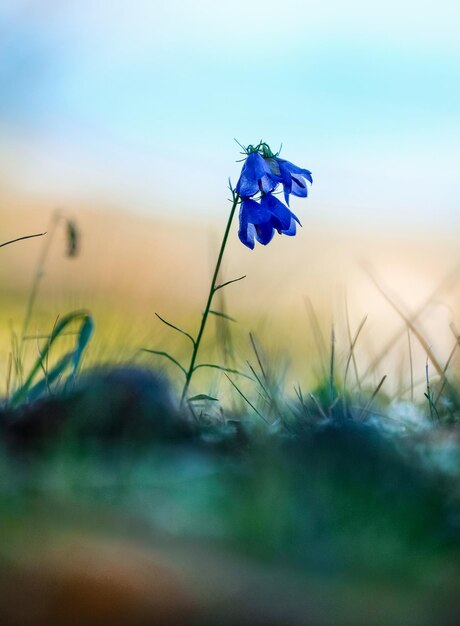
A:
280;217;299;236
275;158;313;204
240;197;272;225
291;175;308;198
235;152;277;198
255;222;275;245
260;193;292;231
264;157;282;178
277;158;313;182
238;202;256;249
238;220;256;249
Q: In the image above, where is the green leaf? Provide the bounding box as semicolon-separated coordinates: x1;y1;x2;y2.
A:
70;314;94;377
142;349;186;376
0;232;46;249
27;353;74;402
214;275;246;292
10;309;93;407
188;394;219;402
155;313;195;345
209;309;236;322
193;363;251;379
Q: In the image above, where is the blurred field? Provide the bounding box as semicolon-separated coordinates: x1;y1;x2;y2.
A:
2;191;460;401
2;400;460;626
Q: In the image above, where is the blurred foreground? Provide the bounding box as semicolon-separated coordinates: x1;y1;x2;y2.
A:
1;366;460;626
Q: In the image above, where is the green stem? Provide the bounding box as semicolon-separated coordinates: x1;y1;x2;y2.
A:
181;193;240;404
15;211;60;385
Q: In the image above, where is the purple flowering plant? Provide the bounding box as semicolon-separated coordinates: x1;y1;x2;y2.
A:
146;141;312;403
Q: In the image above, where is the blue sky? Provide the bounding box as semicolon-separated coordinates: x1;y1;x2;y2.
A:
0;0;459;229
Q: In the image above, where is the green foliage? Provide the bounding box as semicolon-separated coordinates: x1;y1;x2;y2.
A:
10;310;94;407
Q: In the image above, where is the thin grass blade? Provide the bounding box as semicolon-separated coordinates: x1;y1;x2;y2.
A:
155;313;195;345
142;349;187;376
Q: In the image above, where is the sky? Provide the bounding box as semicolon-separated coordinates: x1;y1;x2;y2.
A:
0;0;459;230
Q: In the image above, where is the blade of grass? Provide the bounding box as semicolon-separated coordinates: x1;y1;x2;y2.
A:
433;324;460;408
309;393;329;421
361;260;460;380
304;297;328;380
193;363;251;379
142;349;187;376
424;360;440;421
10;310;94;407
188;394;219;402
214;275;246;291
344;305;367;393
407;328;414;403
329;324;336;402
214;286;237;371
209;309;237;322
27;353;74;402
249;332;267;382
364;264;448;383
0;232;46;248
225;374;268;424
18;215;59;355
358;375;387;420
246;361;270;401
342;313;368;419
294;384;304;407
5;353;12;402
155;313;195;346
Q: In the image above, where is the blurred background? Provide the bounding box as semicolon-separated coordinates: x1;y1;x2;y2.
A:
1;0;460;397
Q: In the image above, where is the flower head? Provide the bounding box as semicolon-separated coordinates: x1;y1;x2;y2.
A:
235;151;278;198
238;193;301;249
235;141;312;248
267;157;313;206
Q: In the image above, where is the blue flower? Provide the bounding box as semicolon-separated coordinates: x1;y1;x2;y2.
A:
238;193;301;249
234;142;312;248
235;152;278;198
267;157;313;205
